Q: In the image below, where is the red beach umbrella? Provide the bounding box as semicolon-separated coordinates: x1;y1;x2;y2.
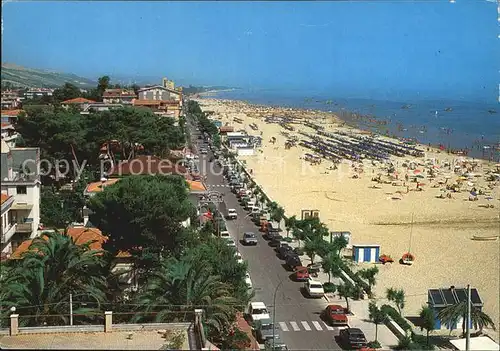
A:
413;169;421;174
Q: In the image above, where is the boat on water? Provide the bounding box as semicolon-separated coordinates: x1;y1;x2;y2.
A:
444;107;453;112
488;109;497;114
401;104;411;109
471;235;499;241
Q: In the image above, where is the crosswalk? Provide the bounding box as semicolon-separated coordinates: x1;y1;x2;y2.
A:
207;184;231;188
277;321;346;332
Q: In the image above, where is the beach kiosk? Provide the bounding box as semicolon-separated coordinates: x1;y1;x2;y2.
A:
352;244;380;263
427;287;483;330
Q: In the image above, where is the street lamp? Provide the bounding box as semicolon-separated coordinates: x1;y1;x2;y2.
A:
272;279;284;350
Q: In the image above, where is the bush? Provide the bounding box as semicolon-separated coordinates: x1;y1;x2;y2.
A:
380;304;412;332
411;333;426;345
282;237;293;243
367;340;381;349
294;247;304;256
323;282;336;293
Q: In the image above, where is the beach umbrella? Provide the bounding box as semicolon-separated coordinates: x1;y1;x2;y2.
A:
413;169;421;174
417;182;426;186
470;191;477;197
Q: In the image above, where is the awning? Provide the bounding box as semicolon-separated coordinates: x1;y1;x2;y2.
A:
11;203;33;210
449;336;500;350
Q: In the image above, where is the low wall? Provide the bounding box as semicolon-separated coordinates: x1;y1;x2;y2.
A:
385;316;408;340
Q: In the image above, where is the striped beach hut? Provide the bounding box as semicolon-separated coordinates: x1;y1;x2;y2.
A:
352;244;380;263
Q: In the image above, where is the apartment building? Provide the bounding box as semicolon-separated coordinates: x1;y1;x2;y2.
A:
0;140;41;255
0;90;22;110
24;88;54;99
102;89;136;104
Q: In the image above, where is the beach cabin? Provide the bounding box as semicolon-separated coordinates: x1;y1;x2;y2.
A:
428;287;483;331
352;244;380;263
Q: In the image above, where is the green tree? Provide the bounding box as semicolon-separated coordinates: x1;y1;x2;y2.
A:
358;266;379;292
97;75;110;99
438;300;496;337
321;252;343;283
284;215;297;238
270;206;285;228
88;175;196;271
304;238;322;265
419;306;436;346
386;287;406;315
0;232;108;326
336;283;362;313
368;301;386;342
52;82;82;103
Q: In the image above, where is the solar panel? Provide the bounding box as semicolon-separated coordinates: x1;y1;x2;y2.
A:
470;289;483;306
455;289;467;303
442;289;457;306
429;289;445;306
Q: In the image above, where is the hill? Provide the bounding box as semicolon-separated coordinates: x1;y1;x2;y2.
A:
1;63;97;88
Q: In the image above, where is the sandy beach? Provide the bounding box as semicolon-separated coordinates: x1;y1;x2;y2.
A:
197;98;500;339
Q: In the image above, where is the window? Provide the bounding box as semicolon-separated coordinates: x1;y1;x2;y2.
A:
16;185;27;194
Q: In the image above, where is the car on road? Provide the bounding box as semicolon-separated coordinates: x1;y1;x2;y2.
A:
304;278;325;298
323;304;348;326
254;318;279;343
226;209;238;220
243;232;258;245
220;231;231;240
338;328;368;349
294;266;310;281
269;235;284;247
276;244;293;258
266;221;281;234
245;273;253;289
226;238;236;248
264;337;289;351
247;302;270;322
285;255;302;271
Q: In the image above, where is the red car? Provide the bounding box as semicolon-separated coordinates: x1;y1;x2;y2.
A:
379;254;394;264
323;305;348;326
295;266;310;281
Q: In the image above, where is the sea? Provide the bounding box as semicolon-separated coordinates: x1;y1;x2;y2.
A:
211;89;500;161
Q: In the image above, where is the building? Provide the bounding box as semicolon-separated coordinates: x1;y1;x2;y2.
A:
352;244;380;263
162;77;175;90
24;88;54;99
102;89;137;104
1;109;24;124
61;97;96;110
83;178;120;197
0;140;41;255
133;100;182;118
1;90;22;110
1;123;20;148
81;102;124;113
427;287;483;330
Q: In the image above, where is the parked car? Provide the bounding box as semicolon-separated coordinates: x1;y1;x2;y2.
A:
269;235;284;247
304;278;325;298
247;302;270;322
266;221;281;234
226;209;238;220
285;255;302;271
234;251;244;264
243;232;258;245
245;201;256;211
294;266;310;281
200;148;208;154
277;244;293;258
338;328;368;349
323;305;348;326
254;318;280;343
220;231;231;240
245;273;253;289
226;238;236;248
264;337;288;351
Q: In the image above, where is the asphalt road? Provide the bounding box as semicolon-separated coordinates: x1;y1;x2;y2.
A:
188;124;342;350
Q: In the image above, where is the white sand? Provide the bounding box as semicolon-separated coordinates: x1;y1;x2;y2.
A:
198;98;500;340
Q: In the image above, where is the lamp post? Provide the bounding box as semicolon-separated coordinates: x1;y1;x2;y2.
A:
272;279;284;350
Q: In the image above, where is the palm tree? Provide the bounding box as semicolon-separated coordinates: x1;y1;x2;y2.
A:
284;215;297;238
386;288;406;315
358;267;379;292
438;301;496;337
304;239;320;265
259;194;267;210
321;253;343;283
419;306;435;346
133;258;239;336
331;235;348;256
271;206;285;229
0;232;108;326
337;283;361;313
368;301;386;342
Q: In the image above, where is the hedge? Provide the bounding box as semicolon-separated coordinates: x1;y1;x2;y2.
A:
338;261;371;294
380;304;412;332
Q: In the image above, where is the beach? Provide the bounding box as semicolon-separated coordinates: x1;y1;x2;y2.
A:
197;97;500;339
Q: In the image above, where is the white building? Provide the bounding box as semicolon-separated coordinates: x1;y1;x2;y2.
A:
1;123;20;148
1;140;41;255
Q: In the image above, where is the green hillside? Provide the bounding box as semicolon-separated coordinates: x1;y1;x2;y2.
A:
1;63;97;88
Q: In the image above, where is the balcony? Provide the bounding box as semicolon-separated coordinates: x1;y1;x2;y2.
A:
15;223;33;233
1;223;17;244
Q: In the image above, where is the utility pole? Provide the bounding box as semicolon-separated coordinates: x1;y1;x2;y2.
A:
466;284;471;351
69;293;73;326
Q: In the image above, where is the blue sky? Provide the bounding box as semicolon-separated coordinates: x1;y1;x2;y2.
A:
2;1;499;102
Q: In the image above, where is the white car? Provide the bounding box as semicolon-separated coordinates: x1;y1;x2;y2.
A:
248;302;270;322
227;209;238;220
245;273;253;289
234;251;244;264
304;278;325;298
220;231;231;240
226;238;236;248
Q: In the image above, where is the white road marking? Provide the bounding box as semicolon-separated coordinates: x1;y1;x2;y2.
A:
279;322;289;332
301;321;312;331
312;321;323;331
290;321;300;331
323;322;334;331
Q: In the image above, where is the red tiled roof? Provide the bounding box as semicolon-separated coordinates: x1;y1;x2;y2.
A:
108;155;188;176
85;179;120;193
61;97;96;104
1;193;12;205
1;109;24;116
103;89;136;98
219;126;234;133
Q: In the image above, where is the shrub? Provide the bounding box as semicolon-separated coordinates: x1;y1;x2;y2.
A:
323;282;336;293
380;304;412;332
294;247;304;256
282;237;293;243
367;340;381;349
